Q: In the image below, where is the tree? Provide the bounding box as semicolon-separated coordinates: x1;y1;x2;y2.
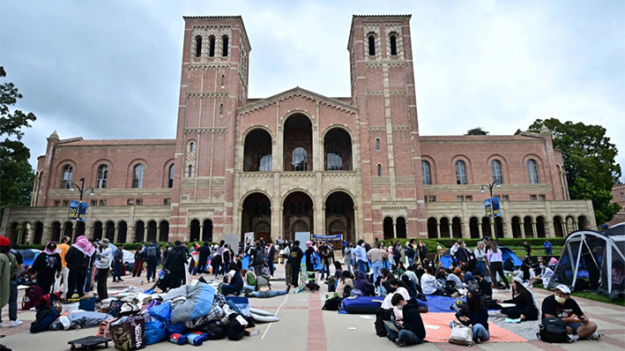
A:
1;66;37;222
465;127;489;135
525;118;622;224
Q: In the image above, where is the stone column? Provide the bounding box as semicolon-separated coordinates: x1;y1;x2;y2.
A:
560;222;567;237
156;226;161;243
532;221;537;239
546;220;555;238
489;219;495;239
71;225;77;244
113;226;119;243
393;220;397;239
478;221;483;237
520;223;526;239
142;227;147;243
436;220;441;239
462;220;470;239
16;228;24;245
448;222;453;239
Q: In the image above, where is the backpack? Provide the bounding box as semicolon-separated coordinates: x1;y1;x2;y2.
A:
312;252;320;266
319;246;330;258
538;317;569;343
147;246;157;259
22;285;43;310
253;249;266;265
30;305;59;333
444;281;458;296
226;314;246;341
322;297;342;311
406;247;415;259
374;308;394;337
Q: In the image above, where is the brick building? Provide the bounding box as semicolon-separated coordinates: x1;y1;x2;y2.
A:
607;184;625;227
0;15;596;245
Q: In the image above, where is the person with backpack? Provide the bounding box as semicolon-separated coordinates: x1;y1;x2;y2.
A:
266;240;276;276
387;294;426;347
0;236;21;328
164;241;188;289
541;285;600;342
251;241;266;276
32;242;62;295
245;267;290;298
64;235;95;298
112;244;124;283
132;242;146;277
145;241;161;283
288;240;304;287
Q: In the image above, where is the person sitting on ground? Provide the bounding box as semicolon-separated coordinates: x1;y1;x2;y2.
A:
472;269;492;300
436;265;448;281
336;270;355;298
220;262;244;296
421;266;443;295
451;290;490;344
386;294;426;347
463;266;475;284
330;261;343;291
241;269;257;292
497;277;540;321
530;260;554;288
354;271;376;296
447;267;463;288
246;267;290;298
377;268;393;296
403;264;420;286
394;261;406;276
542;285;600;342
383;279;412;320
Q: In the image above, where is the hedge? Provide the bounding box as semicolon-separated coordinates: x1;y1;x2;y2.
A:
17;241;219;251
378;237;566;249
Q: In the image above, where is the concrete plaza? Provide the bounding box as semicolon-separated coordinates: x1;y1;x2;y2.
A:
1;263;623;351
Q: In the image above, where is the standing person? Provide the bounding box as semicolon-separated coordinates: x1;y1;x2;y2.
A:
541;285;600;342
112;244;124;283
367;245;386;282
162;243;171;265
451;290;490;344
95;239;114;300
288;240;304;287
266;240;276;276
455;240;469;265
319;242;332;280
343;243;354;273
84;240;97;293
145;241;161;283
544;240;553;256
417;240;427;264
196;242;211;274
251;241;266;276
223;244;233;276
215;240;227;277
32;242;62;295
65;235;95;298
523;241;532;257
387;295;426;347
405;239;416;266
392;241;402;269
282;242;292;285
55;236;71;297
132;242;145;277
474;241;487;277
354;240;368;274
487;241;510;291
304;241;315;280
164;241;187;289
0;236;21;328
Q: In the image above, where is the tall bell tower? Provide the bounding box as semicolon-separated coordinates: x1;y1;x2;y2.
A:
170;16;251;240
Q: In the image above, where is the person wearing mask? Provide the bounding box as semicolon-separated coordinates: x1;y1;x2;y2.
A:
304;241;315;279
251;241;266;276
497;277;540;321
474;241;487;277
55;236;71;297
132;242;145;278
164;241;188;289
65;235;96;298
220;262;243;296
246;267;290;298
145;241;161;283
542;285;600;342
318;242;332;280
487;241;510;291
421;266;442;295
367;245;387;282
353;240;368;274
32;242;62;295
336;271;355;298
112;244;124;283
0;236;21;328
266;240;276;276
451;290;490;344
450;241;460;264
417;240;427;264
354;271;376;296
387;294;426;347
531;260;554;288
343;243;354;273
95;239;113;300
288;241;304;287
472;269;492;299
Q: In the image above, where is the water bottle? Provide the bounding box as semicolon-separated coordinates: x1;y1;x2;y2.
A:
141;280;144;285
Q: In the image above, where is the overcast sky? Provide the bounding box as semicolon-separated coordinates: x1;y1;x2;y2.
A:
2;0;623;181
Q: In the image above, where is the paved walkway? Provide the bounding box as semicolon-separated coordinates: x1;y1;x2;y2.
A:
1;263;623;351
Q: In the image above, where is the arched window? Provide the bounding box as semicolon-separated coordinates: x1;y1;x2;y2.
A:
390;34;397;55
132;164;144;188
258;149;272;172
377;164;382;177
61;165;73;189
528;159;539;184
208;36;215;57
189;141;195;152
221;74;225;86
219;103;224;115
368;35;375;56
376;138;380;151
188;165;193;177
222;35;228;57
422;161;431;185
292;147;308;171
327;147;343;170
491;160;503;184
195;36;202;57
168;165;174;188
455;160;467;185
97;165;108;189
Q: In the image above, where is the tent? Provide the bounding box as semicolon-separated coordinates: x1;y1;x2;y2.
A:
549;223;625;300
439;246;522;269
20;249;41;268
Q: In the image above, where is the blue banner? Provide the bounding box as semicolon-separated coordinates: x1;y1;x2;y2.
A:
484;197;502;217
68;200;88;221
312;234;342;241
78;202;88;221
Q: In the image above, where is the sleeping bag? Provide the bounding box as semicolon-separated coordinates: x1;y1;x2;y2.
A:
163;283;216;324
340;296;384;314
49;311;114;330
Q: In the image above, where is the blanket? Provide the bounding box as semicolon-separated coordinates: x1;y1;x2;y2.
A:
420;313;526;343
163;283;216;324
50;311;114;330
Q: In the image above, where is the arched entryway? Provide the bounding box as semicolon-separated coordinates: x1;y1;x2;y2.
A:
76;221;85;238
469;217;480;239
452;217;462;238
202;219;213;242
63;222;74;241
243;129;272;172
33;222;44;244
241;192;272;242
536;216;546;238
159;221;169;242
553;216;564;237
283;191;314;240
396;217;407;238
134;221;145;242
92;221;103;241
283;114;312;171
105;221;115;242
324;128;352;171
578;215;589;230
427;218;438;239
524;216;535;238
481;217;492;238
511;217;522;238
118;221;128;243
440;217;451;238
383;217;394;240
147;221;157;242
325;191;355;243
189;219;200;242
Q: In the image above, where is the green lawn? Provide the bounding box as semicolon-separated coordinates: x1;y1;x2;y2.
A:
533;285;625;306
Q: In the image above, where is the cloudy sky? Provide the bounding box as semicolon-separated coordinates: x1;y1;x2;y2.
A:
2;0;624;181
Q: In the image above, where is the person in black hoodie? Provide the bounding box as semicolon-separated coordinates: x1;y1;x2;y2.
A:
164;241;187;289
65;235;96;298
288;240;304;287
196;242;211;274
388;294;426;346
31;242;62;294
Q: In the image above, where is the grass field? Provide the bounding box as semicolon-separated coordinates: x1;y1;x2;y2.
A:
533;285;625;306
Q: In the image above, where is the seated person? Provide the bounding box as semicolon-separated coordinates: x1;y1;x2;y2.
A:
241;269;257;292
530;261;554;288
385;294;426;347
421;266;443;295
354;271;376;296
400;273;420;296
220;262;244;296
246;267;290;298
377;268;393;296
542;285;600;342
463;267;475;284
450;290;490;344
404;265;420;286
472;269;492;299
497;277;539;321
336;271;354;298
612;261;625;290
384;279;412;320
447;267;463;288
394;262;406;276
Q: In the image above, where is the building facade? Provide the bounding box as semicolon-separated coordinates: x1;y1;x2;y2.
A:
0;15;596;245
607;184;625;227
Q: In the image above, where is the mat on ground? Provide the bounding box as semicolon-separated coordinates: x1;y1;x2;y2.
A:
420;313;526;343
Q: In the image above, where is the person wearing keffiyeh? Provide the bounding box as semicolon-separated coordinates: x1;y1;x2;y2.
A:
32;242;62;294
64;235;96;298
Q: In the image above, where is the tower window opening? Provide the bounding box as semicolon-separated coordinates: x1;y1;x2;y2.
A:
195;36;202;57
222;36;228;57
390;35;397;55
221;74;225;86
209;36;215;57
219;103;224;115
368;35;375;56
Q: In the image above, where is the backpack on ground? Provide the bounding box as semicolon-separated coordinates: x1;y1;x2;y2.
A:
444;281;458;296
374;308;394;337
322;297;342;311
147;246;157;259
30;305;59;333
538;317;569;343
22;285;43;310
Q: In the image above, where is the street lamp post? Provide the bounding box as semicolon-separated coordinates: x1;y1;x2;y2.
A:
69;177;94;243
481;180;501;243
